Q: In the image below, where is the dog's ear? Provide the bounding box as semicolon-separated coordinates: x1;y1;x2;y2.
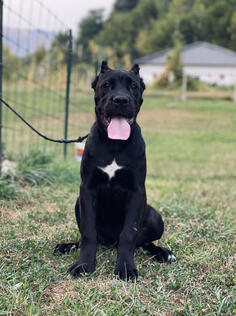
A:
91;75;99;90
91;61;111;89
130;64;140;75
100;60;111;73
130;63;145;92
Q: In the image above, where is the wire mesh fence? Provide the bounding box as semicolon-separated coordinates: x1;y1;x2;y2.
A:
0;0;85;166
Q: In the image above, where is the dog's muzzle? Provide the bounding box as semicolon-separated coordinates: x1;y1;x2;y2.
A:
103;96;135;140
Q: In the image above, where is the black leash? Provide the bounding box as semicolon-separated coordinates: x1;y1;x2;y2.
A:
0;97;89;143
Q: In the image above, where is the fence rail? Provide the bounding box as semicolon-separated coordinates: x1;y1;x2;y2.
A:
0;0;76;174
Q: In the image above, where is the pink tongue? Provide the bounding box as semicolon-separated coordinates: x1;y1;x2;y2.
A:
107;117;131;140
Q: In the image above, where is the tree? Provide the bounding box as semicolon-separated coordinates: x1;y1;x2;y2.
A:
96;0;158;60
167;30;184;82
2;45;22;80
229;11;236;50
135;16;175;56
114;0;139;12
199;0;235;49
136;0;236;57
33;45;46;65
49;32;69;68
76;0;236;65
76;9;104;63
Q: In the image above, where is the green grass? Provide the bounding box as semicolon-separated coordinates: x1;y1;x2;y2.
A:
0;96;235;315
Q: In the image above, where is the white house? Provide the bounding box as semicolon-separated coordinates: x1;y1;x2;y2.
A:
135;42;236;86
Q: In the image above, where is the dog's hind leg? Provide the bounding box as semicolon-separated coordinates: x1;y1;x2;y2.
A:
54;197;81;255
142;243;176;263
136;205;176;263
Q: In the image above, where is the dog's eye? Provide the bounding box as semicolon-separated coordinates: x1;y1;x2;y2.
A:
131;83;137;89
103;82;110;88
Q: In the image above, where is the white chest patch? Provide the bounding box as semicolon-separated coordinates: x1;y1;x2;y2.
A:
98;159;123;180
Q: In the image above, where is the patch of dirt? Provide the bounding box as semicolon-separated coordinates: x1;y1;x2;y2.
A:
43;280;75;305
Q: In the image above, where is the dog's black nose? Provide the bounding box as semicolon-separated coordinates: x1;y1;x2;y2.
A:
113;96;129;106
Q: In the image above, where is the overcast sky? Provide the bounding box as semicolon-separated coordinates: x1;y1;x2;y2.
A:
3;0;115;35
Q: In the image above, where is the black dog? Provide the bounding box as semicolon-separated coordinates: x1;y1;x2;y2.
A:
55;61;176;280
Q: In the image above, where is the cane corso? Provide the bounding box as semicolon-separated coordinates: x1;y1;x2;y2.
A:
55;61;176;280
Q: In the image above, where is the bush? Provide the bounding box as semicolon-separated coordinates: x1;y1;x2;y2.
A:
0;149;81;199
0;177;17;200
187;76;200;91
16;150;54;186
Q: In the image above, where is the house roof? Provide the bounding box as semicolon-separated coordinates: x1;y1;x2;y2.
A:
135;42;236;67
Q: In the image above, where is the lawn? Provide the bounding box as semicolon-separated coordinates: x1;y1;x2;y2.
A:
0;95;235;315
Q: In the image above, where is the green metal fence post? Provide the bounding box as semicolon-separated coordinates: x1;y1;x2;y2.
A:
0;0;3;175
64;29;72;159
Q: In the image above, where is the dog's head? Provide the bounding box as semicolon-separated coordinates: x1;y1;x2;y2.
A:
91;61;145;140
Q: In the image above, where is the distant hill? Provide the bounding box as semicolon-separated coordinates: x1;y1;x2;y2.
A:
3;27;56;57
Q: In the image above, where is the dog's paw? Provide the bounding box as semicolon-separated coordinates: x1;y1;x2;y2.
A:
114;261;138;281
167;252;177;263
54;242;79;255
155;247;176;264
68;260;96;278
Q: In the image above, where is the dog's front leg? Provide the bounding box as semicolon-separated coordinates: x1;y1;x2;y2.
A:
115;188;146;280
68;185;97;277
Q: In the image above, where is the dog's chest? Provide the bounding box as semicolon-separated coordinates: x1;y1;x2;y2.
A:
98;159;124;180
89;157;136;191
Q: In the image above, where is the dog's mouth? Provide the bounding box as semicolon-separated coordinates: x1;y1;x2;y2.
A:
104;116;134;140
